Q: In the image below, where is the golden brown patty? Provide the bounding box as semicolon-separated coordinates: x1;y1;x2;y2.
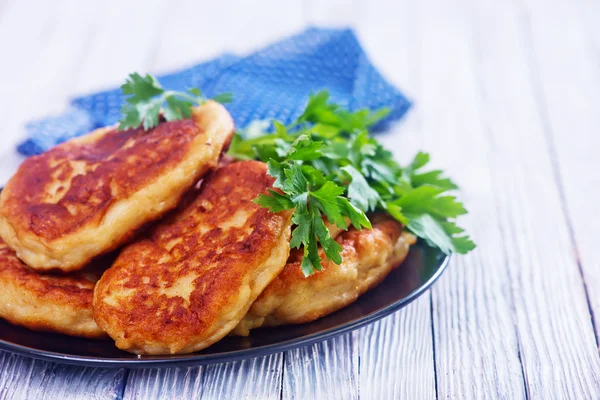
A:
0;101;234;272
0;238;106;338
232;217;416;336
93;161;292;355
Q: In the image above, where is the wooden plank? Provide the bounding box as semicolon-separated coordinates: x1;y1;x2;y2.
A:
419;0;600;398
151;0;305;73
123;1;303;397
353;1;438;399
0;0;111;183
276;3;364;399
123;367;204;400
74;0;168;93
524;0;600;345
283;334;358;400
0;1;596;399
124;354;286;400
0;351;125;400
0;1;165;398
125;354;285;400
200;354;283;400
0;1;131;398
304;0;366;26
358;297;436;400
289;2;436;398
471;0;600;396
414;1;528;398
0;0;168;184
0;0;69;184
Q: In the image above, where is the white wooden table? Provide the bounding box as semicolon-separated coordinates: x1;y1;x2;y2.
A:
1;0;599;398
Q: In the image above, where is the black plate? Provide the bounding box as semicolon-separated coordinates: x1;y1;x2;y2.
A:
0;243;448;368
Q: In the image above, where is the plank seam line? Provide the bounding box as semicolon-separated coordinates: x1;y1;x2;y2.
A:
487;191;532;399
279;352;285;400
467;6;531;397
519;1;600;351
115;368;130;400
477;81;531;400
429;292;439;400
356;331;360;400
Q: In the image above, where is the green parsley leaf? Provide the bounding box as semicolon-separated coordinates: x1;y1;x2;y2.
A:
405;214;455;254
383;202;408;225
266;160;286;189
312;209;343;264
310;182;349;230
163;96;194;122
285;135;323;161
118;72;232;131
211;93;233;104
121;73;163;102
227;90;475;275
142;101;162;131
118;106;142;131
392;186;467;219
411;170;459;190
338;199;372;230
254;189;294;212
341;165;381;212
409;151;430;170
187;88;203;97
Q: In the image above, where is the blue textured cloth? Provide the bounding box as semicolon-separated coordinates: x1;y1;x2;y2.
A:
18;27;411;156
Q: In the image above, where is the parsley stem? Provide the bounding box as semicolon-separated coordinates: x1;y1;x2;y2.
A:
162;90;204;105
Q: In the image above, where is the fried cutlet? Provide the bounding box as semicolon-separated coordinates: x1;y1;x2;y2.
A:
93;160;292;355
0;238;106;338
232;216;416;336
0;101;234;272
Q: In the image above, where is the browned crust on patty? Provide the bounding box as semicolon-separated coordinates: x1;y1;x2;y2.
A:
0;101;234;271
0;239;107;338
5;121;198;240
93;161;292;355
232;216;417;336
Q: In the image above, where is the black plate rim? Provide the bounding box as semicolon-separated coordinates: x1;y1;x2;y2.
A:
0;253;450;368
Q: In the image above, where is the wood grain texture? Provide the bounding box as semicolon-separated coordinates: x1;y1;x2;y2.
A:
200;354;283;400
0;0;73;185
413;0;528;398
358;297;436;400
151;0;305;73
283;334;358;400
0;2;135;396
524;0;600;345
456;0;600;398
124;367;204;400
125;354;284;400
1;0;600;398
118;2;306;398
73;0;169;94
354;1;439;399
280;3;364;400
0;351;125;400
0;1;165;398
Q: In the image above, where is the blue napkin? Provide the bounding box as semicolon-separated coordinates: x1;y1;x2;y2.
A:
18;27;411;156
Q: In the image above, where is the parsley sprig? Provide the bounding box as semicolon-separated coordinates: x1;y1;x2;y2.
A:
228;92;475;275
118;73;231;131
117;74;475;277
